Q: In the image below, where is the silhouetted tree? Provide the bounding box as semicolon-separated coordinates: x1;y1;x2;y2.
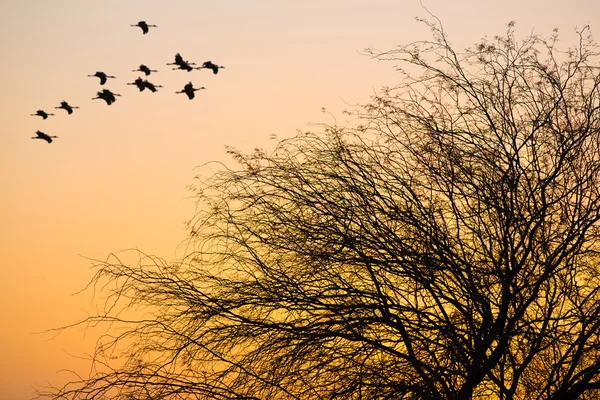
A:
41;21;600;399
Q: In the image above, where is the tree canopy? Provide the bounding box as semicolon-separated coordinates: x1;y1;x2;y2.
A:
41;20;600;400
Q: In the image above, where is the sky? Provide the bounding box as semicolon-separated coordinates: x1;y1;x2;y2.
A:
1;1;599;398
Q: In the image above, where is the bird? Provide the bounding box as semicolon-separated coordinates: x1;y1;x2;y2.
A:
88;71;116;85
168;53;197;71
128;77;147;92
168;53;195;66
131;21;157;35
133;64;157;76
142;80;162;92
201;61;225;74
55;101;79;115
176;82;206;100
92;89;121;105
173;62;196;72
31;130;58;143
31;110;54;119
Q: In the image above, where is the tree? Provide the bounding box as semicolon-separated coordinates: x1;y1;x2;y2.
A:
41;20;600;400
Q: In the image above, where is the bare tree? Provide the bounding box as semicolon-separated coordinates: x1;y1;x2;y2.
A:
40;20;600;400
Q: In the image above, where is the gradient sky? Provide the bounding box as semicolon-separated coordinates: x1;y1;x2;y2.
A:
1;1;599;398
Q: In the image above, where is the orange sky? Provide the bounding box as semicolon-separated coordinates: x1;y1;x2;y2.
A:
1;1;599;398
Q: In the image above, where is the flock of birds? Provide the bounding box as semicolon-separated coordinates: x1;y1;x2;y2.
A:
31;21;225;143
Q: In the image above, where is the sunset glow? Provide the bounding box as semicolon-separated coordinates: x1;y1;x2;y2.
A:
1;1;599;398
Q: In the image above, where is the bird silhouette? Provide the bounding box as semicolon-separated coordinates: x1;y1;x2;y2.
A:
88;71;116;85
133;64;157;76
31;130;58;143
168;53;197;72
201;61;225;74
31;110;54;119
128;77;147;92
92;89;121;105
176;82;206;100
168;53;195;66
131;21;157;34
55;101;79;115
173;62;197;72
143;80;162;92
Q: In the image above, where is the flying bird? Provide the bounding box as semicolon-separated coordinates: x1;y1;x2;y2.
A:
93;89;121;105
31;110;54;119
131;21;157;34
133;64;157;76
201;61;225;74
128;77;147;92
88;71;116;85
168;53;197;71
172;62;196;72
128;78;162;93
55;101;79;115
176;82;206;100
143;80;162;92
168;53;195;66
31;130;58;143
